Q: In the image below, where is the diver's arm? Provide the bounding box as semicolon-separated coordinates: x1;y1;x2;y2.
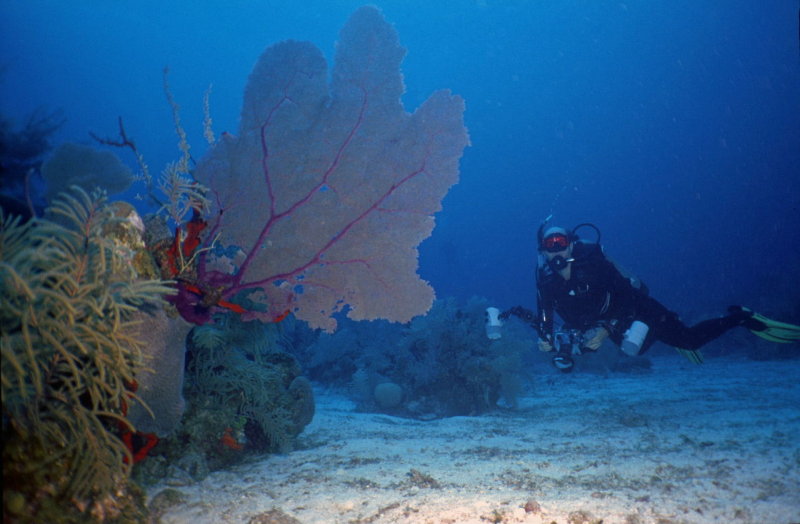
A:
599;251;641;327
499;305;536;325
499;300;552;343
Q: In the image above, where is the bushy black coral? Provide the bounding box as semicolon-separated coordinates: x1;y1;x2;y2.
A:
0;109;64;217
306;297;534;418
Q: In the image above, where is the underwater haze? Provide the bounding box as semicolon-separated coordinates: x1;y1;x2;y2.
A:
2;0;798;321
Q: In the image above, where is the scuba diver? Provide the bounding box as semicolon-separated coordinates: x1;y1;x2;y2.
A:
500;217;800;372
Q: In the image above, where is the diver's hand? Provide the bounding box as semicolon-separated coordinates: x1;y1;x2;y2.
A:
537;338;554;352
582;327;609;351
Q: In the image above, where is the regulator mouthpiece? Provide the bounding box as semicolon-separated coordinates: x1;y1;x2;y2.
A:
548;255;574;272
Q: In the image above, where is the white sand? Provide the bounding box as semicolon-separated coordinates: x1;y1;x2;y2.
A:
149;356;800;523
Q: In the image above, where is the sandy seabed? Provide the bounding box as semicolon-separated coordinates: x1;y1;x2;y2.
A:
148;356;800;524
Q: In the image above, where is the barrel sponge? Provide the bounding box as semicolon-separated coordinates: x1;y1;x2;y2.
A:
127;309;192;436
287;376;315;436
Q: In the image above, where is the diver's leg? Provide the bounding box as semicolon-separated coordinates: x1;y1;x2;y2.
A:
656;310;744;351
629;293;747;352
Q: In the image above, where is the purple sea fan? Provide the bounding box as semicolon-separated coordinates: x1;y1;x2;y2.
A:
194;6;469;331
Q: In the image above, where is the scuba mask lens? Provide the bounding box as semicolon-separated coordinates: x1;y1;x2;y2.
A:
543;234;570;253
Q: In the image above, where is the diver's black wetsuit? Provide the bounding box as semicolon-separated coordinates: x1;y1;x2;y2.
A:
537;241;743;353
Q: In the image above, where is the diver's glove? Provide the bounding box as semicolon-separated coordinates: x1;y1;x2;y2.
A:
538;339;554;352
581;326;609;351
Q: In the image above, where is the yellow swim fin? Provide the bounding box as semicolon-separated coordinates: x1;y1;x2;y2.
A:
675;347;704;364
740;307;800;344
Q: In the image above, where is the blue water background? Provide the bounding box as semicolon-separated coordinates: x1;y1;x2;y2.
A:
2;0;798;323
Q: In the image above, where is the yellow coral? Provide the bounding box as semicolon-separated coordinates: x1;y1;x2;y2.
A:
1;187;173;518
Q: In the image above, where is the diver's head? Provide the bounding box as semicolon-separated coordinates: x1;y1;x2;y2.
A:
540;226;573;272
540;226;570;252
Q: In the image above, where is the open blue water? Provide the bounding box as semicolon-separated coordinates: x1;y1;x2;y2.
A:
2;1;798;325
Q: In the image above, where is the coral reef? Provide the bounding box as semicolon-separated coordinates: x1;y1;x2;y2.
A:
186;316;315;452
305;297;534;418
1;188;173;521
2;6;467;520
136;313;315;482
41;142;134;203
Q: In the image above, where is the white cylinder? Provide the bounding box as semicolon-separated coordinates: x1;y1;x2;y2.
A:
485;307;503;340
621;320;649;356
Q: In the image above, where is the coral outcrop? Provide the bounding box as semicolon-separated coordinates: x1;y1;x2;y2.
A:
136;314;315;481
41;142;134;203
1;188;173;521
306;297;533;418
